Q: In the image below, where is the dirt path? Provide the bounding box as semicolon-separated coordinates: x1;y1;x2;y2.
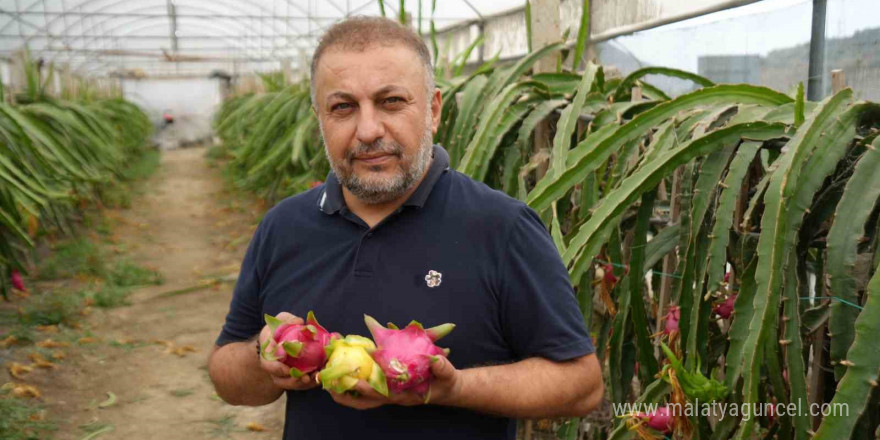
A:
41;147;286;439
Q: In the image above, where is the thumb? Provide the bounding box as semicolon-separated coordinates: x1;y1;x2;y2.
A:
429;355;455;379
275;312;304;325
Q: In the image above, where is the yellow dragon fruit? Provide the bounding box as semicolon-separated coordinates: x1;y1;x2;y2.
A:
317;335;388;397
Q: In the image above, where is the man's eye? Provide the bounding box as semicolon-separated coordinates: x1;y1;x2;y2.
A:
331;103;353;112
384;97;404;104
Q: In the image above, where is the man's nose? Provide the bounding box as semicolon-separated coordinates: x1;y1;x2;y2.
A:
355;104;385;144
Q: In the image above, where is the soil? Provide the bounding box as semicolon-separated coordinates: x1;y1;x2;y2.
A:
29;147;286;439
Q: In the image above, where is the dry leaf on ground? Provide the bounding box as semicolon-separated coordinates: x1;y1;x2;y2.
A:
9;362;33;379
29;353;58;369
36;325;60;333
0;335;17;348
245;422;266;432
171;345;197;357
37;339;70;348
11;383;41;398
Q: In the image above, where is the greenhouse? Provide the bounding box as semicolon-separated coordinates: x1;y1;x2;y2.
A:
0;0;878;439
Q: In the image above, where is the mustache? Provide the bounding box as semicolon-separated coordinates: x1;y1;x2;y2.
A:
345;139;403;162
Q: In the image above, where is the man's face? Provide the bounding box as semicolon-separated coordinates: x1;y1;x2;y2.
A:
313;44;442;204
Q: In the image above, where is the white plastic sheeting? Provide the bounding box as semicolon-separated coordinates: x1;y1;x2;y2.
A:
122;77;222;149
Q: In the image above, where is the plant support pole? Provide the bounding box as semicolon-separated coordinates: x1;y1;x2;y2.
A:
807;0;827;101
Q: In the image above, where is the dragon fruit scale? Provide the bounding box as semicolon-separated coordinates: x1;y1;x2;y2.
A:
318;335;389;397
260;311;340;377
364;315;454;399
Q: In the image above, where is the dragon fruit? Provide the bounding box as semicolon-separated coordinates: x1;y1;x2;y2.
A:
663;306;680;334
317;335;388;396
364;315;454;399
260;311;340;377
11;270;26;292
713;294;737;319
626;405;675;439
638;406;674;433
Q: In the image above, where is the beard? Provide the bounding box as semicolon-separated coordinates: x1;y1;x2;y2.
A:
325;124;434;205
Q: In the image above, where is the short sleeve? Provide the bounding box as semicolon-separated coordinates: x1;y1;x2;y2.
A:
498;205;595;361
215;221;266;346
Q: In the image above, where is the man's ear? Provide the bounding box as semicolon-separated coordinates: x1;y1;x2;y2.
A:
431;88;442;135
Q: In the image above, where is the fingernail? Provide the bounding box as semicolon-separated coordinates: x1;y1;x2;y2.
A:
429;356;439;364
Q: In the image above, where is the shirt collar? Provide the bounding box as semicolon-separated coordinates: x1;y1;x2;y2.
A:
318;144;450;215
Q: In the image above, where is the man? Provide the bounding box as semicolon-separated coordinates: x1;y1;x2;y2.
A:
209;17;603;440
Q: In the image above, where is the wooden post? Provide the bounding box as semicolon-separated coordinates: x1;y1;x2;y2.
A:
831;69;845;94
529;0;561;181
8;50;28;101
631;86;643;102
529;0;561;74
655;168;682;351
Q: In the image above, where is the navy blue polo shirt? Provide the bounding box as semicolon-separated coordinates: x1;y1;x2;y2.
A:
216;145;594;440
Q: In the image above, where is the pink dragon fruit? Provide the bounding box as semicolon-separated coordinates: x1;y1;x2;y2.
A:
11;270;26;292
261;311;341;377
663;306;680;335
713;294;737;319
637;405;674;433
364;315;454;399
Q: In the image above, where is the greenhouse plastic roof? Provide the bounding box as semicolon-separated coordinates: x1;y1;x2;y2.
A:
0;0;524;77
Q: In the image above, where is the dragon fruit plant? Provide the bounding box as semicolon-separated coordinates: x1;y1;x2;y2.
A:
261;311;341;378
318;335;389;397
364;315;454;400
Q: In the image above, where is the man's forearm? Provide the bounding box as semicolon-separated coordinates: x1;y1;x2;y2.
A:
438;355;603;418
208;341;284;406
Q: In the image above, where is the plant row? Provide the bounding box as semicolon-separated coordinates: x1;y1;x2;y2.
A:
1;53;153;300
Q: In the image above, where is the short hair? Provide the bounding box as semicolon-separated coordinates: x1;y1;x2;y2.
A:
309;16;434;108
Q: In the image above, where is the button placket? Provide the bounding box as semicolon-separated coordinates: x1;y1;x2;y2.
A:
349;207;404;278
353;229;378;277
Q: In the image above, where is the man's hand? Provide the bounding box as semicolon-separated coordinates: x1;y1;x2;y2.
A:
330;354;603;418
258;312;320;391
328;355;463;410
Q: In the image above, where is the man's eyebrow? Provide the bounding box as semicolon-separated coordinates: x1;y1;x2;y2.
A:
325;86;410;103
326;91;355;102
372;85;409;97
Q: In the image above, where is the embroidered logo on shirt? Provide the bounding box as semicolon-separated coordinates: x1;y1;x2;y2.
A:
425;270;442;288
